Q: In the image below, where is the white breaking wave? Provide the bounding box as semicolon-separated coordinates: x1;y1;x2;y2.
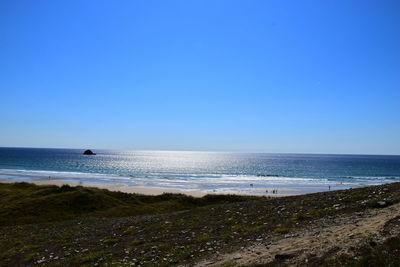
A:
1;168;395;194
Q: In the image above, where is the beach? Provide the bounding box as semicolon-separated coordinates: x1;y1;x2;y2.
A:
2;0;399;265
2;148;399;197
0;178;300;197
0;178;206;197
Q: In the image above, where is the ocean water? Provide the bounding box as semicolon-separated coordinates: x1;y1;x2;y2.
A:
0;147;400;195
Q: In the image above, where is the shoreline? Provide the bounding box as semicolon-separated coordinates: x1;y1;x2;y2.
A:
0;178;302;197
0;179;207;197
0;168;379;197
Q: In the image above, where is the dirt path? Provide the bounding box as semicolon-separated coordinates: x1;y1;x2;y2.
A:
196;202;400;266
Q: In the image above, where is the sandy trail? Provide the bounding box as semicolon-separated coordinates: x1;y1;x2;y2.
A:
196;202;400;266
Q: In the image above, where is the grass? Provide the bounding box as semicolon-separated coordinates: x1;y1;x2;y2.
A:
274;227;291;234
0;182;261;226
1;181;400;266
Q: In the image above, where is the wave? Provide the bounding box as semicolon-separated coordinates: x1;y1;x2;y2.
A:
337;176;400;180
0;169;130;182
0;168;399;193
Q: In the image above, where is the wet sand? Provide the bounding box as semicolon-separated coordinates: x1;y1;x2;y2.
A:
0;178;300;197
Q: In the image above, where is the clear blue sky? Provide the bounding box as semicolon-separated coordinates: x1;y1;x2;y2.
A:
1;0;399;154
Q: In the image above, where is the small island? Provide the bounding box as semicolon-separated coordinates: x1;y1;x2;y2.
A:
83;149;96;155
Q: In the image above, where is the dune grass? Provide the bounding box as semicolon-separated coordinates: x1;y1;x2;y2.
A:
0;182;261;226
1;182;400;266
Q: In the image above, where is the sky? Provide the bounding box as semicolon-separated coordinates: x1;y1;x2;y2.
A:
0;0;399;154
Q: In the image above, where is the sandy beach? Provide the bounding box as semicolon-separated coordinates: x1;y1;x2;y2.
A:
0;178;300;197
0;179;206;197
1;149;394;199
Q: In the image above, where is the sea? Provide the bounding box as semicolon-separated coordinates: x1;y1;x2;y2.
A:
1;147;400;195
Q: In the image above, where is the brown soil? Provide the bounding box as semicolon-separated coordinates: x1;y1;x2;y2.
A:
196;202;400;266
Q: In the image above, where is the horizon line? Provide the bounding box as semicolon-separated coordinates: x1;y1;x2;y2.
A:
1;146;399;157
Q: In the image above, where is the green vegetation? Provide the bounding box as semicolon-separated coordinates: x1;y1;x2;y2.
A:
1;182;400;266
0;182;260;226
274;227;291;234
